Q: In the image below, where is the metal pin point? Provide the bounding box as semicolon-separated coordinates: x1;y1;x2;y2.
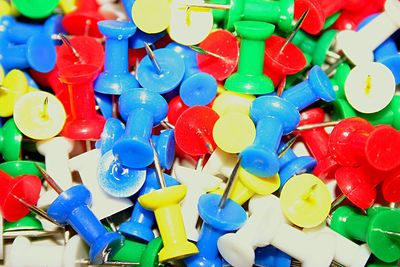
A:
195;154;206;170
189;45;226;60
276;77;287;97
0;85;15;95
149;138;167;189
77;259;140;266
111;94;118;118
161;120;175;129
144;42;162;75
11;194;61;227
278;8;310;56
324;56;348;76
3;230;61;239
40;97;49;120
278;135;298;158
296;121;341;131
34;163;64;195
184;2;231;10
58;33;85;64
330;194;347;212
218;157;241;209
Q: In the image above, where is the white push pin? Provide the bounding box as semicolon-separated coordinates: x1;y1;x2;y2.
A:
8;235;88;267
271;224;336;267
69;149;133;220
344;62;395;113
36;137;75;209
173;165;222;241
217;195;286;267
303;223;371;267
336;0;400;65
202;148;237;178
168;0;213;45
99;1;128;20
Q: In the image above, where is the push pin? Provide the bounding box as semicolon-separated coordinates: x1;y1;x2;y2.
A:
167;96;190;125
212;91;256;153
138;139;199;261
224;21;275;95
37;164;125;264
255;246;291;267
184;163;247;266
335;0;400;65
58;64;106;140
131;0;171;34
202;148;237;178
168;0;214;45
0;119;22;162
12;0;60;19
137;46;185;94
94;20;139;95
167;42;217;107
196;29;240;81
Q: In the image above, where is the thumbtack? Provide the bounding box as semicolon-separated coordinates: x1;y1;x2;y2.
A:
150;138;167;189
219;157;241;209
190;45;225;60
183;2;231;10
144;42;162;75
296;121;341;131
36;164;125;264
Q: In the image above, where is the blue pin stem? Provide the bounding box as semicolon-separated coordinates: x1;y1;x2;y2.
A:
255;246;292;267
94;20;139;95
112;89;168;169
281;66;335;111
184;194;247;267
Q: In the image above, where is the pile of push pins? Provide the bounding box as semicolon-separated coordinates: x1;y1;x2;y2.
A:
1;0;400;266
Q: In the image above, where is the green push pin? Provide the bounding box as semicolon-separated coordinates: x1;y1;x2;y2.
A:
0;161;45;179
111;237;163;266
331;206;400;263
357;96;400;130
0;119;22;162
12;0;60;19
322;12;341;30
222;0;294;32
292;29;338;66
368;258;399;267
4;213;43;232
224;21;275;95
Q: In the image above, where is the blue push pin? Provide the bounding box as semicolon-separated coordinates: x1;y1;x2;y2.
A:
95;93;113;119
255;246;292;267
94;20;139;95
0;33;56;73
23;71;40;89
184;194;247;267
357;14;400;85
166;42;217;107
278;141;316;188
36;165;125;265
112;88;168;168
118;168;180;242
96;118;126;155
151;129;176;170
137;45;185;94
280;66;336;112
4;15;64;45
120;0;166;49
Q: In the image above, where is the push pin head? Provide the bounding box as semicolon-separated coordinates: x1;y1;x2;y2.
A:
0;119;22;162
12;0;59;19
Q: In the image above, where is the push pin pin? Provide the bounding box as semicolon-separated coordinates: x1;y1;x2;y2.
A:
144;42;162;74
138;139;198;262
58;33;84;64
35;164;125;264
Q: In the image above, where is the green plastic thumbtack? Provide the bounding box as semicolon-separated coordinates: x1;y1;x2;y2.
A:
225;21;275;95
12;0;60;19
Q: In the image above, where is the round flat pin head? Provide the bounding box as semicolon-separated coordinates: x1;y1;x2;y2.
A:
294;0;325;34
98;151;146;198
167;96;189;125
238;168;281;195
4;213;43;232
335;166;376;209
0;161;45;178
62;11;105;37
26;34;56;73
96;118;125;155
365;125;400;171
57;36;105;73
345;62;395;113
329;117;374;166
197;30;239;81
137;48;185;94
180;73;217;107
213;112;256;153
175;106;219;156
12;0;60;19
59;64;99;84
1;173;42;222
278;0;295;32
381;168;400;202
98;20;137;39
368;210;400;263
132;0;171;34
280;173;331;228
0;69;29;117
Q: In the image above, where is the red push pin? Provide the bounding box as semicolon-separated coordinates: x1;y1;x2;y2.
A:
196;29;239;82
175;106;219;157
297;108;340;180
57;35;104;73
167;96;189;126
329;118;400;172
335;164;384;209
0;170;41;222
381;167;400;203
62;0;105;38
58;64;106;140
294;0;364;34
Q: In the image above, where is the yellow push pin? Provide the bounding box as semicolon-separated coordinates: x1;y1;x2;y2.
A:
138;139;198;262
0;69;34;117
59;0;77;14
280;173;331;228
0;0;11;16
131;0;171;34
212;91;256;153
168;0;213;45
13;91;66;140
0;65;4;81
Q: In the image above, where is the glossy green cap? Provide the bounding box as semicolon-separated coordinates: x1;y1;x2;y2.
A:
0;119;22;162
313;30;338;66
12;0;60;19
4;213;43;232
0;161;45;178
358;96;400;130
